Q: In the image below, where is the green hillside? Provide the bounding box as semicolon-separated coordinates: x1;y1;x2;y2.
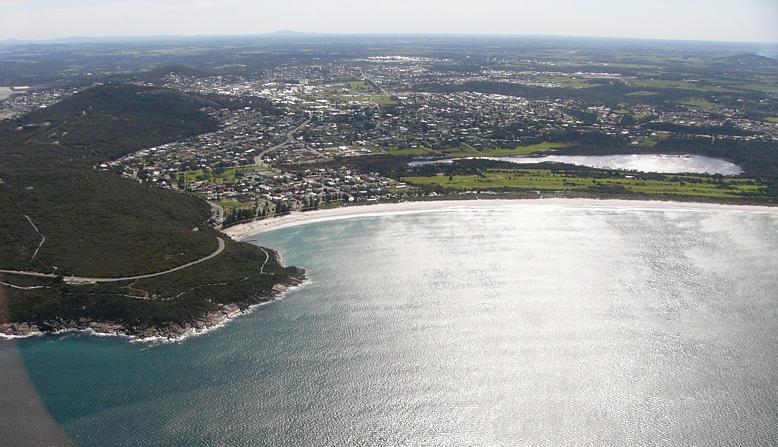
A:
0;84;303;337
17;83;220;160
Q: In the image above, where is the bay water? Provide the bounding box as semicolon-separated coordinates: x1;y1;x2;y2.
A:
15;203;778;446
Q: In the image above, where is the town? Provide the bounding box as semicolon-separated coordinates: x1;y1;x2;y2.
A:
3;51;777;225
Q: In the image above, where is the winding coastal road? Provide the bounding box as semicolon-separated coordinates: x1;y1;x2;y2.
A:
0;237;225;285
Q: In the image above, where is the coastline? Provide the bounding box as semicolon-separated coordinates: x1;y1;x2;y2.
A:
224;197;778;240
0;272;307;343
4;196;774;343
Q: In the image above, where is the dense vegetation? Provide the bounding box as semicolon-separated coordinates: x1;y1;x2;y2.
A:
0;84;221;275
6;239;302;332
0;84;301;335
17;83;220;160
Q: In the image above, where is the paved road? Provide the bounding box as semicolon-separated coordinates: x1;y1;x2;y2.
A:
0;237;225;285
255;118;311;163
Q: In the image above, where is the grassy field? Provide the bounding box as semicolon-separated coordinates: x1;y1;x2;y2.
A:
372;94;398;106
638;131;671;147
347;80;371;91
319;80;396;106
217;199;257;211
679;97;720;110
625;91;659;97
767;117;778;124
402;169;764;200
442;142;570;157
318;91;397;106
387;147;435;156
731;83;778;94
535;74;592;89
625;78;736;93
182;165;264;183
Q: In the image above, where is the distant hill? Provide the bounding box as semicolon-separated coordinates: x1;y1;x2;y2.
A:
106;65;212;85
717;53;778;68
143;65;211;78
18;83;219;160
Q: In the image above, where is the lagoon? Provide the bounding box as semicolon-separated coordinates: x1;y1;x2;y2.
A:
409;153;743;175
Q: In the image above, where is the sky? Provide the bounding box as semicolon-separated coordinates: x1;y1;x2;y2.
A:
0;0;776;43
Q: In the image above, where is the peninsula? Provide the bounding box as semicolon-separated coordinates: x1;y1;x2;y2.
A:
0;84;305;340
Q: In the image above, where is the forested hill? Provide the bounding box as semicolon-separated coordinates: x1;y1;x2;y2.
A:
15;83;220;161
0;84;303;338
716;53;778;69
107;65;212;85
0;84;222;276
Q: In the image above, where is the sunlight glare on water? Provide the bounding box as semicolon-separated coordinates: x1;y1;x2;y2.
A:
18;203;778;446
409;154;743;175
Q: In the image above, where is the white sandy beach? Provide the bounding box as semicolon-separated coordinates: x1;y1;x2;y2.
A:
224;198;778;240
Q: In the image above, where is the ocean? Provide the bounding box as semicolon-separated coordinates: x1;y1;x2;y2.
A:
14;203;778;446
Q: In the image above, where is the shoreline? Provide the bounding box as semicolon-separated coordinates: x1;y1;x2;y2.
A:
224;197;778;240
0;274;308;344
5;196;775;343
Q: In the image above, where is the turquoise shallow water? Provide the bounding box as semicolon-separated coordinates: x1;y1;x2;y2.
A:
15;204;778;446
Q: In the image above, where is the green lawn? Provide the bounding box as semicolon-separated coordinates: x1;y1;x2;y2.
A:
182;165;262;184
639;131;670;147
626;90;659;97
679;97;719;109
372;95;398;106
319;91;397;106
442;142;570;157
729;83;778;94
535;74;592;89
403;169;763;200
626;79;736;93
217;200;256;211
388;147;435;156
347;80;371;91
766;117;778;124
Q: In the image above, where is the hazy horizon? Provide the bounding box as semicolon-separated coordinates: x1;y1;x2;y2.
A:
1;0;776;44
2;31;778;47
